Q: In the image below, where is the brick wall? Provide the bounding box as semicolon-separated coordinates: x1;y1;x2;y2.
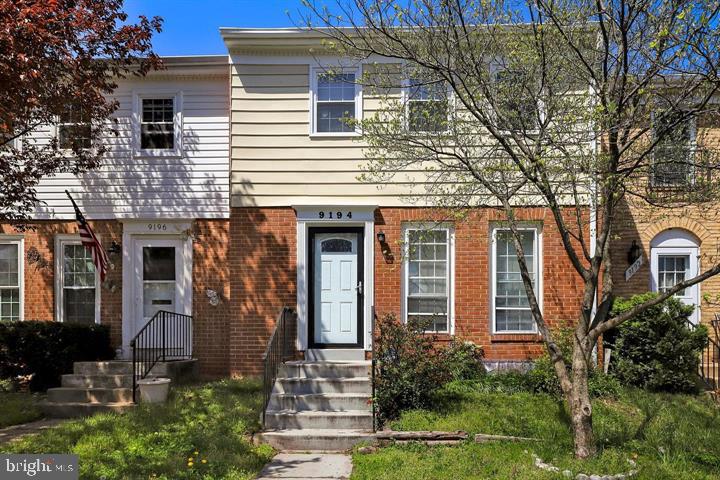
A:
373;208;586;362
0;219;230;378
229;208;297;377
611;198;720;342
228;206;587;374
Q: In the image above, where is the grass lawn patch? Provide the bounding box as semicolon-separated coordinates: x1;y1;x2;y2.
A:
0;392;43;428
352;386;720;479
1;379;274;480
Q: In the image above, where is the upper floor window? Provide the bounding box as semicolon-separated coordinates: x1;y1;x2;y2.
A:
56;238;99;324
141;98;175;149
491;227;540;333
407;78;448;132
494;69;541;132
311;69;360;135
0;239;22;322
58;106;91;150
651;112;696;187
403;226;454;333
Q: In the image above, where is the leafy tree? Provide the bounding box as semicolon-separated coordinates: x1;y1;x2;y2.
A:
0;0;162;221
302;0;720;457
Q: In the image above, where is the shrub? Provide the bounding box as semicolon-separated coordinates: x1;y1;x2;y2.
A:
609;293;708;394
373;313;485;424
0;321;114;391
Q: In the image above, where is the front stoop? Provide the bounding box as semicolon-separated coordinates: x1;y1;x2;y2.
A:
257;360;376;452
41;359;198;418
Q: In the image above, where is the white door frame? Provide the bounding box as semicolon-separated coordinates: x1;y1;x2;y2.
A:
294;205;376;352
649;229;700;324
121;221;193;358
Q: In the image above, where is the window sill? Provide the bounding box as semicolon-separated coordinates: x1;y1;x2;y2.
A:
309;132;361;139
134;149;183;159
491;333;542;343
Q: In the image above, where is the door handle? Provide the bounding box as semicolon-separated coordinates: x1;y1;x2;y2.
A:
356;281;363;295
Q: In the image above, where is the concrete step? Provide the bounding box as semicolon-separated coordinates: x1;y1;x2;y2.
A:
257;429;376;452
265;410;373;430
306;349;366;361
61;374;133;389
273;377;371;395
39;401;135;418
268;393;371;412
73;361;133;375
280;361;370;379
47;387;133;404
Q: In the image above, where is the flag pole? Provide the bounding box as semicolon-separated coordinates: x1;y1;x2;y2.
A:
65;190;85;222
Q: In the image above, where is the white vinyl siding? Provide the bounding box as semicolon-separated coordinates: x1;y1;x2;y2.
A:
0;239;23;322
403;226;454;333
491;227;540;333
56;238;100;324
29;72;229;220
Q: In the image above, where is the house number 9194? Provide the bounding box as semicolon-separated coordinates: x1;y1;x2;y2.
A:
318;211;352;219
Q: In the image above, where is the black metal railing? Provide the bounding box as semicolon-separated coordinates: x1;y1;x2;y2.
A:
130;310;193;403
371;306;378;432
685;318;720;391
261;307;296;428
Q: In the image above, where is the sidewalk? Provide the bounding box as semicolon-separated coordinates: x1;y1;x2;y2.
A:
0;419;64;444
257;453;353;480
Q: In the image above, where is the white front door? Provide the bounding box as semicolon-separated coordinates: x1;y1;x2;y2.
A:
133;238;185;338
312;232;362;346
650;230;700;324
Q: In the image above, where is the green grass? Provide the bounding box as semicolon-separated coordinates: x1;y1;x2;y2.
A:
352;387;720;479
1;379;274;480
0;392;43;428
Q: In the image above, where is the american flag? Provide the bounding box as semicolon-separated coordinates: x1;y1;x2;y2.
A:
65;191;109;282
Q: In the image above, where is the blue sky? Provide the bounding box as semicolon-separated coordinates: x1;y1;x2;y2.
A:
123;0;309;56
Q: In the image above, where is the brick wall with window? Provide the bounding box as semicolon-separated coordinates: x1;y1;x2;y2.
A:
0;219;229;378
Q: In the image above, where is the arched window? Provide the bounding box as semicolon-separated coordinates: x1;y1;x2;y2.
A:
650;229;700;324
321;238;353;253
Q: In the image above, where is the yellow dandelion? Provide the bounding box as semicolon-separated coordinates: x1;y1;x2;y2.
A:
201;459;207;464
188;457;193;461
194;451;199;455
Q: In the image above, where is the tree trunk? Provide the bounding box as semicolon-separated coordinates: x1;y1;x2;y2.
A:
568;344;596;458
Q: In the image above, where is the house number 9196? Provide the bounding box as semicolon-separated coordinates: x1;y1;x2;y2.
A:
148;223;167;231
318;211;352;219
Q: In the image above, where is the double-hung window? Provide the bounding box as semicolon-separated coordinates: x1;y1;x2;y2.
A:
56;238;99;324
404;226;453;333
141;98;175;150
492;227;540;333
0;239;22;322
58;106;92;150
651;112;695;187
494;69;541;132
312;69;360;134
407;78;448;132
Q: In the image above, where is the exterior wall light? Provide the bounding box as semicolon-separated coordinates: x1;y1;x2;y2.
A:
376;231;386;243
627;240;641;265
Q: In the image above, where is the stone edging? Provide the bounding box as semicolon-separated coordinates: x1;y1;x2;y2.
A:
532;453;638;480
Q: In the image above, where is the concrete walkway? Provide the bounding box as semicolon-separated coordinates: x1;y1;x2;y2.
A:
0;418;64;444
257;453;353;479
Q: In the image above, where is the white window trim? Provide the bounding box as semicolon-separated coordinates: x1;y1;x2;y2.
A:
490;225;543;335
309;66;363;137
132;91;184;158
650;111;697;187
0;236;24;322
401;223;455;334
54;235;101;324
401;77;455;134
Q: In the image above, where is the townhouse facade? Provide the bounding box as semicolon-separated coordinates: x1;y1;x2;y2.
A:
221;29;589;375
9;27;716;381
0;56;232;377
